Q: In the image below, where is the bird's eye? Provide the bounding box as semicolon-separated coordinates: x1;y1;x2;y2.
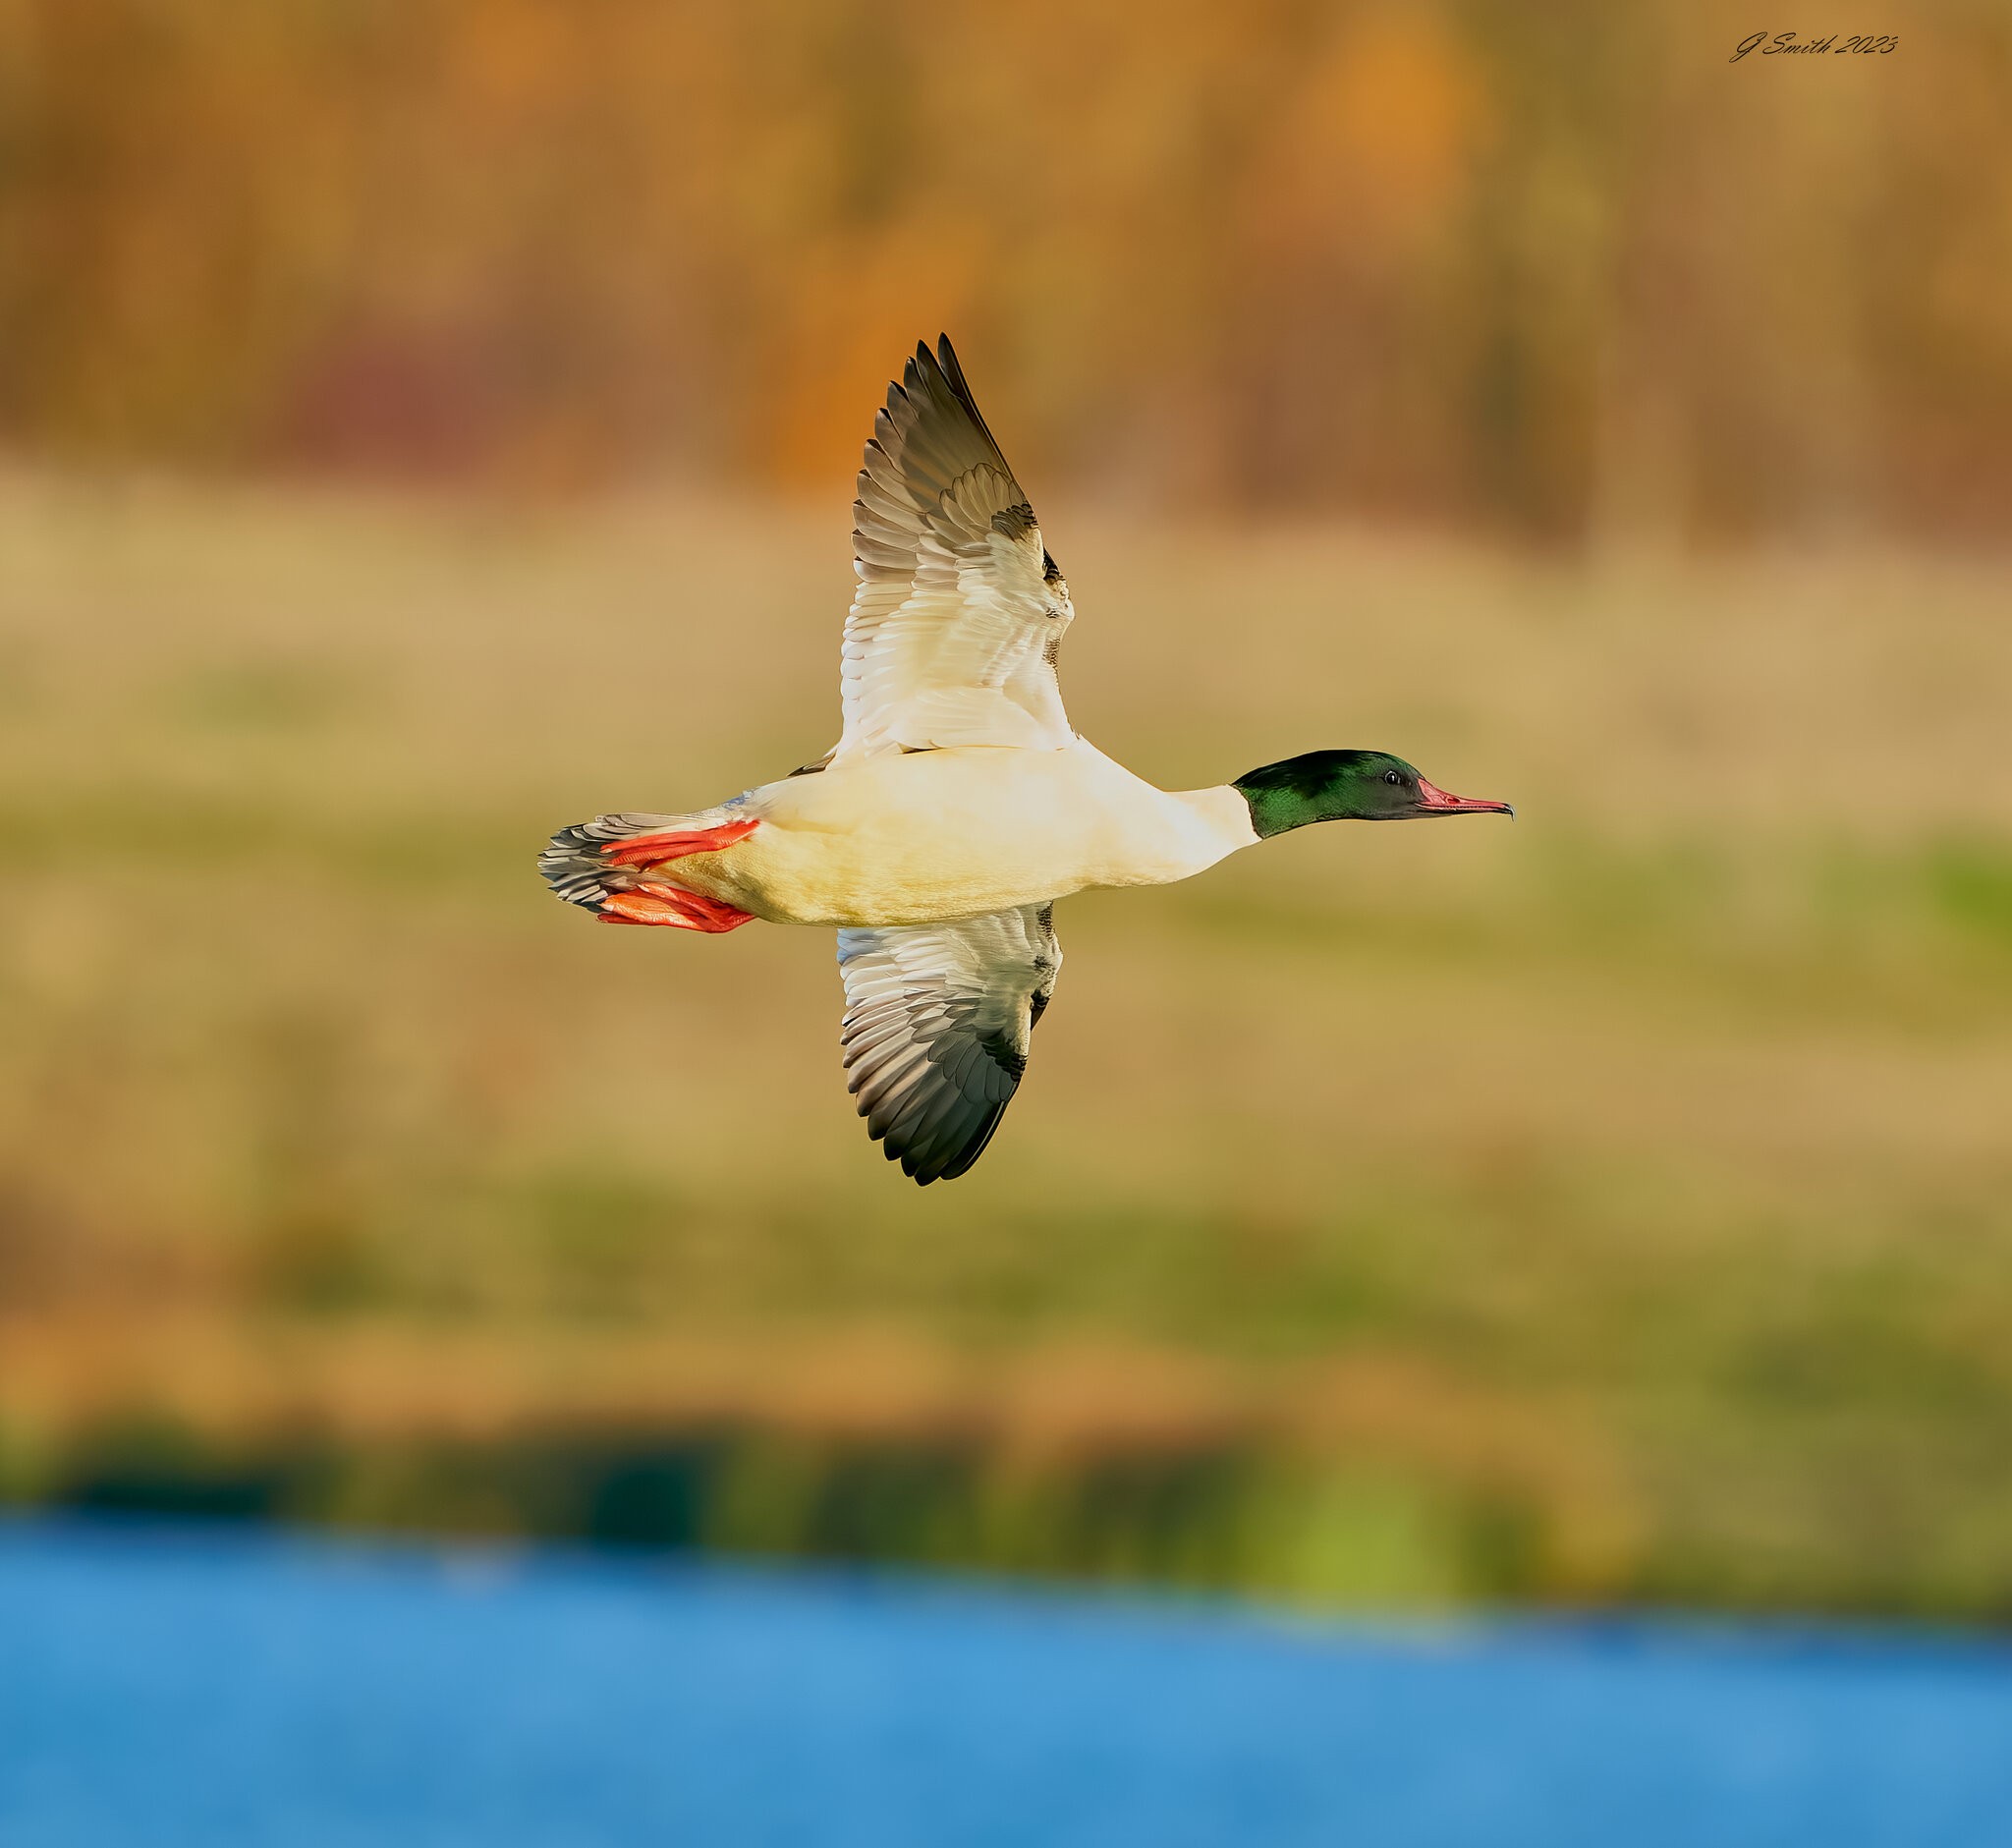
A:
1384;769;1403;786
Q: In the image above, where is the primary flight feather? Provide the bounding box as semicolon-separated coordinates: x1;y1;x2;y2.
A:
541;337;1512;1185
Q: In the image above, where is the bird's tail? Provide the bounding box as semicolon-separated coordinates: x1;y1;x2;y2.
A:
538;807;759;931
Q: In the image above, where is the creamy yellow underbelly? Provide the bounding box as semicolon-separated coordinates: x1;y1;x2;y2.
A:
660;745;1255;927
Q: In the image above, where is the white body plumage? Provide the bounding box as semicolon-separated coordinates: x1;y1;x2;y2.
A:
674;741;1258;927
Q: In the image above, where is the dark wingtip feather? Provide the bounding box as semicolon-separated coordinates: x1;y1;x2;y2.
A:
934;333;966;394
934;1103;1008;1181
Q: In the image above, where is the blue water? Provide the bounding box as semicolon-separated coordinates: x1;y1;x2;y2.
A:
4;1522;2010;1847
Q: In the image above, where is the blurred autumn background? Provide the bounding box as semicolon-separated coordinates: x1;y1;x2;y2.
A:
4;0;2011;1619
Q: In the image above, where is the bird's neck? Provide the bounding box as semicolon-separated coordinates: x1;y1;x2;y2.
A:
1170;784;1264;858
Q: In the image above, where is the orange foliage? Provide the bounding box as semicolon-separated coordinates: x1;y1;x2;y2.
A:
1;0;2007;537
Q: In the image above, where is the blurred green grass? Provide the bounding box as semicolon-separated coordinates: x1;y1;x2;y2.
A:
3;472;2011;1616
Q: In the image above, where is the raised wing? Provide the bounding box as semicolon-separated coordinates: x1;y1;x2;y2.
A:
836;904;1062;1185
836;336;1075;760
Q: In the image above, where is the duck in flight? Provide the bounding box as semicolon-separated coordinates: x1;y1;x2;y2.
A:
541;336;1512;1184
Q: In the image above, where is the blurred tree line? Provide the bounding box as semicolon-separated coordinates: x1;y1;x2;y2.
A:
2;0;2007;542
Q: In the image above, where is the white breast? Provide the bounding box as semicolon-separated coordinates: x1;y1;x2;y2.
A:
684;741;1258;927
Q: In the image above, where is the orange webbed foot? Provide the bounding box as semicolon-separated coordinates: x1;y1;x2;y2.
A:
599;817;760;870
597;883;755;932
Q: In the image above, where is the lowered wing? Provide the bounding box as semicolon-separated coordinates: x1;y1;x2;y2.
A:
835;903;1062;1184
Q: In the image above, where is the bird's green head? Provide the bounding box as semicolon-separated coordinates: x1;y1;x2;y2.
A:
1233;750;1514;839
